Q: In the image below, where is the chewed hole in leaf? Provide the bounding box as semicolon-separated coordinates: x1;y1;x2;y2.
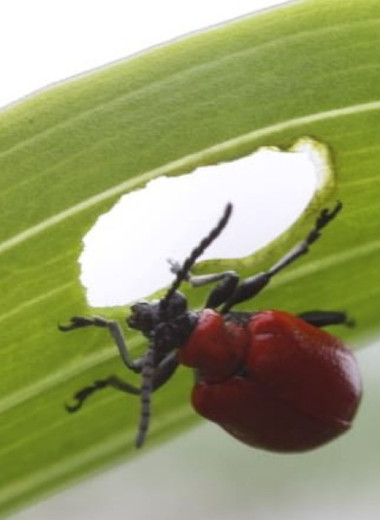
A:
80;138;331;307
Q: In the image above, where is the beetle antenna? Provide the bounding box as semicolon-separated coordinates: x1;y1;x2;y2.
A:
160;203;233;311
135;345;155;448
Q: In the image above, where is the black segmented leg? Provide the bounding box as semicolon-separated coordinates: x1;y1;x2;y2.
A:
65;349;179;447
220;202;342;313
298;310;354;328
65;375;141;413
60;313;180;447
59;315;143;373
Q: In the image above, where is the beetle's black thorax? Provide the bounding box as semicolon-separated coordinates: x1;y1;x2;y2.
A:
153;312;198;356
127;291;198;361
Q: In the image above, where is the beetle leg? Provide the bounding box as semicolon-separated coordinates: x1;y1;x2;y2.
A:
59;316;143;373
298;310;355;328
65;375;141;413
151;350;179;390
266;201;342;277
168;259;239;309
220;202;342;313
65;349;179;447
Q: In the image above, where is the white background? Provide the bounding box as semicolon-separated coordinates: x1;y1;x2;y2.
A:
0;0;287;110
2;1;379;519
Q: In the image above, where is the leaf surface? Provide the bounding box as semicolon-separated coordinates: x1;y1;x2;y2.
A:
1;0;380;514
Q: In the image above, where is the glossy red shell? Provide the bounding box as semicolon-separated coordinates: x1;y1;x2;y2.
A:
179;309;362;452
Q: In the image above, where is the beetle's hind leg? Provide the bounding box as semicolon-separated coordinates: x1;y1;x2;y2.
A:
298;310;355;328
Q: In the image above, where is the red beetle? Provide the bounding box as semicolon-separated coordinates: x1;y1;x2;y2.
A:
60;202;362;451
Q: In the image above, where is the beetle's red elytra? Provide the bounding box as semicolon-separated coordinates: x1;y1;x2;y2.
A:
60;202;362;451
185;309;361;452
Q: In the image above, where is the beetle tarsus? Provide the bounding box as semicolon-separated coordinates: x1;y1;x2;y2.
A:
58;316;106;331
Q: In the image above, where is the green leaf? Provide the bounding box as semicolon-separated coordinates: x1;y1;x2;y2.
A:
1;0;380;514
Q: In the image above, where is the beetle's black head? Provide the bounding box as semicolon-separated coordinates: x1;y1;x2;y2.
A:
127;290;188;337
128;203;233;350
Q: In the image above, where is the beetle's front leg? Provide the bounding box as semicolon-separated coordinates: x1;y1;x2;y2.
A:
65;375;141;413
65;349;179;449
59;315;142;373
